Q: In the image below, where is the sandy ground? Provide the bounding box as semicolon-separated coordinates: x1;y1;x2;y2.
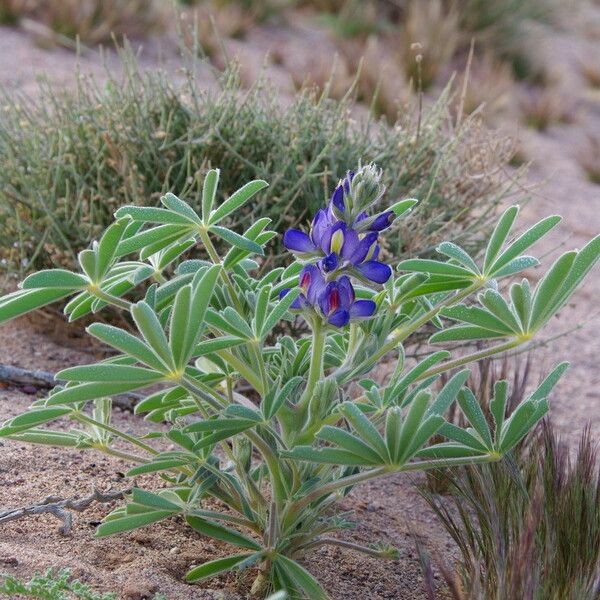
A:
0;8;599;600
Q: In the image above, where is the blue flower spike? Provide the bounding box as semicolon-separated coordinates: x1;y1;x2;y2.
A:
282;163;400;327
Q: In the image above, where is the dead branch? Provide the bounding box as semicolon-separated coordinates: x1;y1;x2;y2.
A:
0;363;141;410
0;487;131;535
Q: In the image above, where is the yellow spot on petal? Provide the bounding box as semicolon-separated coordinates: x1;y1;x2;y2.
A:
330;230;344;254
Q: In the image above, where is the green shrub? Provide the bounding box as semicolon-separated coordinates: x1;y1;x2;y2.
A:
0;47;519;278
420;422;600;599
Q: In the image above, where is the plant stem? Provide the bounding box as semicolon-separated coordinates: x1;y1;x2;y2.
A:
90;287;131;311
416;338;524;381
336;282;483;384
73;412;158;456
298;318;325;409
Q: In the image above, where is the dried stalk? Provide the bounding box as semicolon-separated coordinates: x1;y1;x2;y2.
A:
0;487;131;535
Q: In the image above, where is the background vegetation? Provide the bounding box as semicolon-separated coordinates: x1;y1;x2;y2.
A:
0;48;521;276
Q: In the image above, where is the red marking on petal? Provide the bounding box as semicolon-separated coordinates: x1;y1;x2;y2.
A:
329;289;340;313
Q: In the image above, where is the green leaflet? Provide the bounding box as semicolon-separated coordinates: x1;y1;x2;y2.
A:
185;553;258;583
208;179;268;226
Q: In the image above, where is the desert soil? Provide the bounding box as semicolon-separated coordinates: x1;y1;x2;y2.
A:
0;7;599;599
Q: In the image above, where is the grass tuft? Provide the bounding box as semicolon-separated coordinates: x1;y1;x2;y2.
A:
578;136;600;185
420;420;600;600
518;86;575;131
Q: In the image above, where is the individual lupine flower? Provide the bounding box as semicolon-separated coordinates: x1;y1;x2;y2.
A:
284;215;392;284
317;275;376;327
355;210;395;233
282;207;336;258
280;266;376;327
319;222;392;284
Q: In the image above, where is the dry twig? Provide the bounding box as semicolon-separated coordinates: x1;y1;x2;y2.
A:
0;487;131;535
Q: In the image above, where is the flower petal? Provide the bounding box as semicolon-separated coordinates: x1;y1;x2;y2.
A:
283;229;317;254
349;299;377;319
327;309;350;327
321;252;339;272
331;185;345;212
311;208;334;246
350;232;378;264
337;276;355;307
356;260;392;284
300;265;326;305
369;211;395;232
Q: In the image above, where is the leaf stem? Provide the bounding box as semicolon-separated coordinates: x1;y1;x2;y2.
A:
416;338;524;381
73;412;158;456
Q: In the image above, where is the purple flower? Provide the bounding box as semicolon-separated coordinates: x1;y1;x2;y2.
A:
318;275;376;327
281;164;395;326
279;268;376;328
317;222;391;284
283;229;317;256
368;211;395;232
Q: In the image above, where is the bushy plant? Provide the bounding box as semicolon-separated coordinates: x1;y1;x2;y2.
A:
0;48;519;276
1;164;598;598
421;423;600;599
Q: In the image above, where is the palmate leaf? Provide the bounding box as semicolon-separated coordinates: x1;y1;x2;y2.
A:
208;179;268;226
288;394;445;467
398;206;560;290
432;235;600;344
423;363;567;458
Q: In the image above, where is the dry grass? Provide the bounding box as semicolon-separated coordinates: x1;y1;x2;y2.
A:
580;60;600;89
518;86;575;131
400;0;460;90
578;136;600;185
1;0;167;44
456;51;515;119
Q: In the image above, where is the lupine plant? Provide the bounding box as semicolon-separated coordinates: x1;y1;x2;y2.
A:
0;164;598;598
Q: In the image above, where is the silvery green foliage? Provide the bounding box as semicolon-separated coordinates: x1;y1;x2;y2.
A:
0;166;598;598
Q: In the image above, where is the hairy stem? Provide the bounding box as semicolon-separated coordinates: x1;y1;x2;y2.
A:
73;412;158;456
416;338;524;381
89;287;131;311
298;318;325;409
